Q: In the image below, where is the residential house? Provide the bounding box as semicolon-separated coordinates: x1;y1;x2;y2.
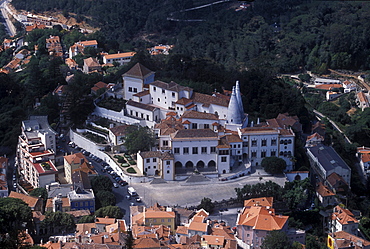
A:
312;121;326;137
357;91;370;111
91;81;108;95
330;205;359;236
326;172;350;195
137;151;174;180
68;40;98;59
342;80;356;93
306;144;351;187
357;146;370;178
236;197;289;249
45;35;63;57
131;203;177;234
63;152;96;184
316;182;338;208
17;116;58;189
267;113;302;134
306;132;324;147
9;191;43;212
95;217;116;233
3;38;13;49
83;57;101;74
45;194;71;212
68;187;95;212
25;23;45;33
65;58;78;70
109;125;132;147
328;231;370;249
326;91;342;101
148;44;174;56
102;51;136;66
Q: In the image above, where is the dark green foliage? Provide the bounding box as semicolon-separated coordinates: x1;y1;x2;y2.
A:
90;175;113;194
41;211;76;234
0;197;32;248
95;206;123;219
96;190;116;209
261;230;293;249
78;215;95;224
123;126;156;154
283;178;313;210
197;197;215;214
235;181;283;202
261;157;287;174
127;167;136;173
305;235;327;249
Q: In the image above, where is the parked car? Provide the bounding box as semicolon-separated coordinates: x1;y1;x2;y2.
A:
136;197;141;202
120;181;128;186
113;182;119;188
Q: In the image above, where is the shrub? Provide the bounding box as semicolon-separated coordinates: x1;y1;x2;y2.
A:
127;167;136;174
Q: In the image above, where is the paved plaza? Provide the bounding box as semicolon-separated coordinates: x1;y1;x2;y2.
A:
130;170;287;208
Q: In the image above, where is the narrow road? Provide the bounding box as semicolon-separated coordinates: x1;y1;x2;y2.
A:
313;109;352;144
0;0;16;36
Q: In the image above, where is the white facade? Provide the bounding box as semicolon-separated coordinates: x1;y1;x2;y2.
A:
126;100;160;122
103;52;135;66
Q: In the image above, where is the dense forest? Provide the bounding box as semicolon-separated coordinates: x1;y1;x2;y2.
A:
11;0;370;73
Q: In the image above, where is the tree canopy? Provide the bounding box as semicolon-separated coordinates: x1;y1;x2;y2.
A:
95;206;123;219
261;157;287;175
197;197;215;214
41;211;76;234
0;197;33;248
90;175;113;193
123;126;156;154
261;230;293;249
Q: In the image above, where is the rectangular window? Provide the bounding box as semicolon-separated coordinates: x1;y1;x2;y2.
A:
163;140;169;146
201;147;207;154
183;147;189;154
243;142;248;147
262;139;267;146
271;151;276;157
261;151;266;158
128;87;132;92
174;148;180;154
271;139;277;146
153;158;157;162
134;88;137;93
172;92;175;97
168;219;171;222
252;140;257;147
211;147;216;153
162;89;165;94
146;159;150;163
251;151;257;157
192;123;198;129
153;87;156;91
192;147;198;154
204;124;209;129
219;150;229;155
166;161;171;165
221;156;227;162
161;219;164;222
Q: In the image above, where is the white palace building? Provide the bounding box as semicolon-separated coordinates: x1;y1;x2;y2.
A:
96;63;296;180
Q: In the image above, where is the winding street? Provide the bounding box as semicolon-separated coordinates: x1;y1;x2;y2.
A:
0;0;16;36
